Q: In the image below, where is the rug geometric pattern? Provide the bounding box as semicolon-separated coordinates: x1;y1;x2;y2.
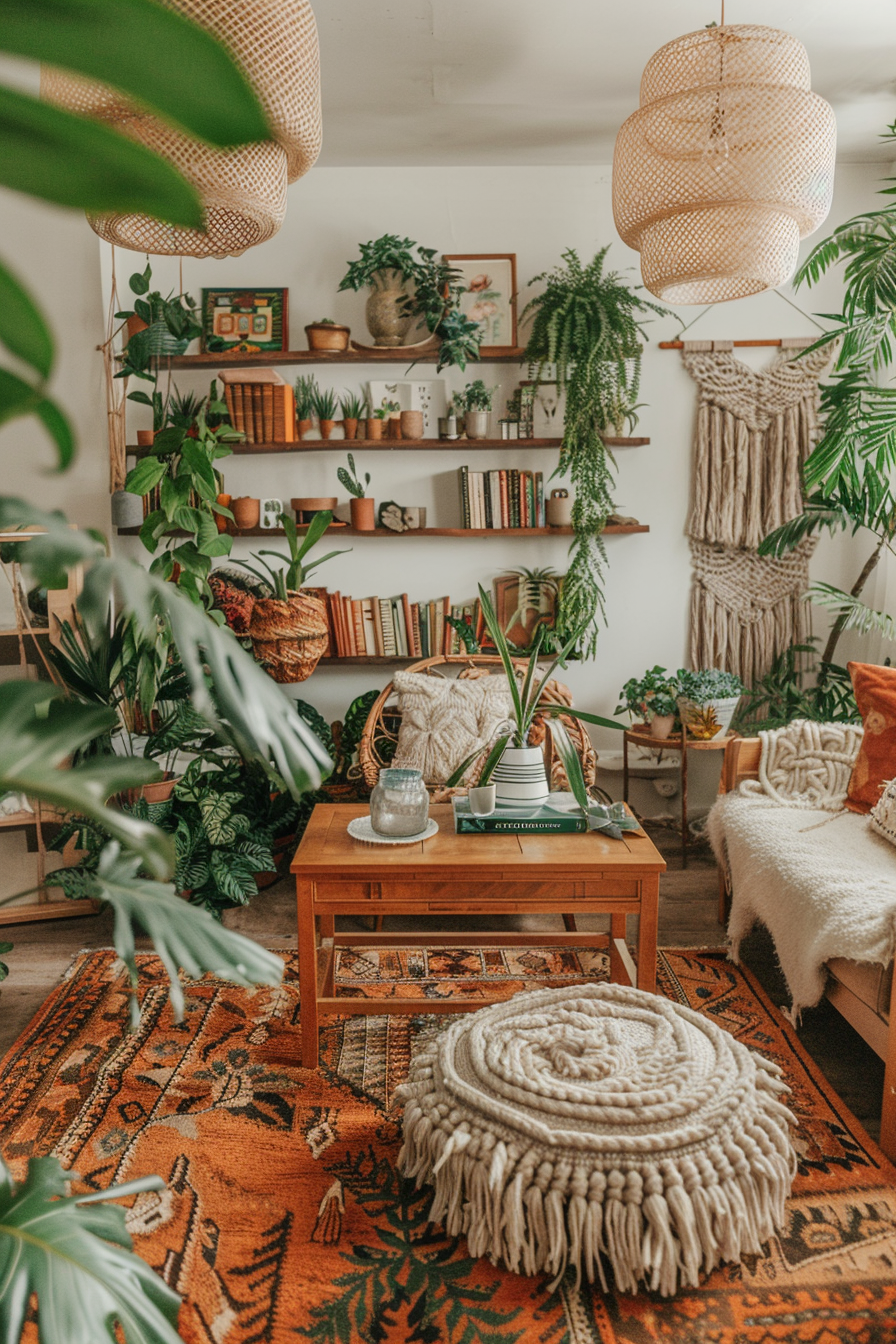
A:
1;947;895;1343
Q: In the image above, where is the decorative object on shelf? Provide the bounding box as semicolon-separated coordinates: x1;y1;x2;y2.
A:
458;379;496;440
135;430;156;447
346;813;439;844
378;503;426;533
683;340;832;684
310;384;338;439
215;492;232;533
339;390;365;441
439;412;459;440
43;1;322;257
231;496;260;529
523;248;671;654
201;288;287;353
467;784;496;816
338;235;482;369
259;497;284;530
613;24;836;304
385;400;402;439
494;567;561;652
368;378;449;438
676;668;745;740
546;488;573;528
337;453;374;531
444;254;518;352
617;665;680;739
110;490;144;530
305;319;350;352
399;409;424;440
294;374;318;439
369;766;430;837
291;496;337;525
366;412;384;441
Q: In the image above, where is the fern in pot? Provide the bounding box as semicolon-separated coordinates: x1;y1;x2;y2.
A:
231;511;350;683
522;247;671;656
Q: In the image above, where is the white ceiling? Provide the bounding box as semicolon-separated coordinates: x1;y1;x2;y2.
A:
315;0;896;165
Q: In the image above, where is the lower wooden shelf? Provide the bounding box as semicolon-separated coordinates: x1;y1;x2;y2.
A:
128;435;650;457
116;523;649;538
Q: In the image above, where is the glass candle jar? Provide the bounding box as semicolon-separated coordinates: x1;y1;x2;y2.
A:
369;768;429;837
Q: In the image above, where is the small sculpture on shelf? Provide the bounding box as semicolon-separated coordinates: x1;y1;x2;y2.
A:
378;502;427;533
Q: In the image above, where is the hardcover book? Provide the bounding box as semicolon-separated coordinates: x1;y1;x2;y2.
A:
452;793;589;834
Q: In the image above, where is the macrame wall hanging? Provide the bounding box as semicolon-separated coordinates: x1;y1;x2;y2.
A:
683;338;832;685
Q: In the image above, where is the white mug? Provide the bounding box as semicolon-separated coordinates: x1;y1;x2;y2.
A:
468;785;497;816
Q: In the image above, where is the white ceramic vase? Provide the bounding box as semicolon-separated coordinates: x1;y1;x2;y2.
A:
492;744;550;808
676;694;741;740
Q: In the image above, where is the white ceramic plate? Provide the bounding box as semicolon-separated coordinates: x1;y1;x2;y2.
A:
347;815;439;845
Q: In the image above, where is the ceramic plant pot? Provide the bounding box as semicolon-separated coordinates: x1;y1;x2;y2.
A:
342;417;359;441
118;773;181;809
136;429;156;447
439;415;459;440
318;418;336;440
491;744;550;808
400;410;424;440
305;322;350;352
249;590;329;684
386;415;401;440
365;269;413;347
676;695;741;740
366;417;384;441
231;496;260;530
465;410;490;440
291;496;337;524
350;497;376;532
546;489;573;527
468;784;497;816
110;490;144;529
649;712;677;740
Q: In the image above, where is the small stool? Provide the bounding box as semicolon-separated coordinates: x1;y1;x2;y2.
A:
397;983;796;1296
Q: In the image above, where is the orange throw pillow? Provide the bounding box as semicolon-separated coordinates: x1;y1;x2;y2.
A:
845;661;896;812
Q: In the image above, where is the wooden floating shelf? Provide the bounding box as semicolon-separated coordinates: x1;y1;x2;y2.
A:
316;654;557;666
159;347;529;369
128;436;650;457
116;524;649;539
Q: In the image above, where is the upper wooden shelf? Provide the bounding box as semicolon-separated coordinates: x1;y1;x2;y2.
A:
128;435;650;457
161;347;529;369
116;523;650;539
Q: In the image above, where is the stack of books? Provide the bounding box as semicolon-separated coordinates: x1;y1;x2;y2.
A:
459;466;546;530
219;369;296;444
453;793;588;833
325;592;482;659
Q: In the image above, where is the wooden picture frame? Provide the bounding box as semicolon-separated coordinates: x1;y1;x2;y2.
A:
201;288;289;354
443;254;518;354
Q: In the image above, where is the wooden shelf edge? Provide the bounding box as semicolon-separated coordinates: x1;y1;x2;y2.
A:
115;524;650;538
317;654;558;666
158;348;530;368
127;435;649;457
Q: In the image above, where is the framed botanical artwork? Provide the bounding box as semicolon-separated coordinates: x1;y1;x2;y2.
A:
201;288;288;353
443;254;518;353
492;571;561;651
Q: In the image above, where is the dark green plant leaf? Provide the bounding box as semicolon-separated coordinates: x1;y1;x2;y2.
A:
2;0;269;147
0;1154;182;1344
125;455;168;497
0;258;53;378
0;84;204;226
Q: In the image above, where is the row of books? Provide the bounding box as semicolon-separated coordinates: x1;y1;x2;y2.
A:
219;369;296;444
459;466;546;530
326;592;482;659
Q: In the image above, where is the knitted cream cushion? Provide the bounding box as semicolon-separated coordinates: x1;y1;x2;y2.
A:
390;671;514;784
397;984;797;1297
870;778;896;848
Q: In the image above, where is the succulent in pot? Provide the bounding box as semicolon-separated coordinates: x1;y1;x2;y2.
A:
305;318;350;352
616;665;680;738
675;667;745;740
294;374;318;439
339;389;366;441
311;385;339;440
338;452;375;531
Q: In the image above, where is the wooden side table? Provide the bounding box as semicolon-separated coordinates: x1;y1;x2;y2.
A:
289;803;666;1069
622;726;735;866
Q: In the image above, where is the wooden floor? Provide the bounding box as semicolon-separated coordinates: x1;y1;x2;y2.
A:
0;824;883;1142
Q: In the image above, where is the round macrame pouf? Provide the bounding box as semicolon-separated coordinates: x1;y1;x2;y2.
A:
396;983;797;1297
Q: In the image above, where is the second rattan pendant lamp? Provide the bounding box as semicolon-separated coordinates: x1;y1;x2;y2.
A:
612;20;836;303
41;0;321;258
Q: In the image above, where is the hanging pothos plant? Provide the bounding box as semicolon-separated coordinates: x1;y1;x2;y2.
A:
522;247;671;655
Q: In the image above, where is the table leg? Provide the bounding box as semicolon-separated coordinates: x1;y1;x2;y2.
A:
609;914;626;984
297;879;320;1069
319;913;335;938
623;733;630;807
637;875;659;994
680;732;689;869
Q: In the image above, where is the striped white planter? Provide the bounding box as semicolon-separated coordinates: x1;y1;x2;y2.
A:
492;745;550;808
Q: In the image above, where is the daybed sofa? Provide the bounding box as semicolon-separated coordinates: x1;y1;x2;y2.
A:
709;720;896;1161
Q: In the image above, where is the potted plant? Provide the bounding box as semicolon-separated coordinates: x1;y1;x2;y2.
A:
339;390;365;441
445;586;629;825
311;385;339;440
294;374;318;440
522;247;672;655
338;234;481;369
459;380;496;440
675;668;745;740
383;397;402;440
616;665;680;739
337;453;374;530
115;263;203;444
366;403;388;441
305;318;350;352
231;510;350;683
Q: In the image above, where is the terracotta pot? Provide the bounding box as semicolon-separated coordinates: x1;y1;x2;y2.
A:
296;417;313;441
249;590;328;683
291;496;337;524
118;772;180;809
318;418;335;440
350;497;376;531
649;712;677;740
305;323;350;352
546;490;574;527
400;410;424;440
126;315;148;339
365;269;413;347
231;496;260;530
366;418;384;441
386;416;401;440
215;492;232;534
342;417;359;441
136;429;156;447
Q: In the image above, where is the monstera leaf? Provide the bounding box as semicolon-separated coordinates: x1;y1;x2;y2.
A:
0;1155;182;1344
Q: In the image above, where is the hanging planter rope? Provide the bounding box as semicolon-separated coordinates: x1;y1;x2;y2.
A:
612;24;836;304
41;0;321;258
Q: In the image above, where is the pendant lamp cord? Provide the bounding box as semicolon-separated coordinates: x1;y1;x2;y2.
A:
721;0;725;23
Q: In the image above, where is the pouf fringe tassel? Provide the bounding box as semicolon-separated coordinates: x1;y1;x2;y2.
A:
398;1105;795;1297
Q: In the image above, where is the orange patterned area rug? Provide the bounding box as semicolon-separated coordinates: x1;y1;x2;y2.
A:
2;947;896;1343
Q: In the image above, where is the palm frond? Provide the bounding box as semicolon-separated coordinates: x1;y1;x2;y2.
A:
807;583;896;642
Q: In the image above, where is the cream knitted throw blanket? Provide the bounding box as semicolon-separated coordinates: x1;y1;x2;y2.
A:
683;341;832;685
398;984;796;1297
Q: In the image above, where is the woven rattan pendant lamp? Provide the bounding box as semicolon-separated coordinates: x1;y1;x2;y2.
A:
612;23;836;303
41;0;321;259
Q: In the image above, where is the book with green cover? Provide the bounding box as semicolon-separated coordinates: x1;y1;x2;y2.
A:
453;794;588;834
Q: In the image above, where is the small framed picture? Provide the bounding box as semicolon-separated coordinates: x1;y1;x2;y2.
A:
443;254;518;353
202;288;288;353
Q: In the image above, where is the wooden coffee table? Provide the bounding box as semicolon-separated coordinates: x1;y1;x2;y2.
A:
290;803;665;1068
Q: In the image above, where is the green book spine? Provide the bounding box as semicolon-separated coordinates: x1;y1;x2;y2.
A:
454;815;588;834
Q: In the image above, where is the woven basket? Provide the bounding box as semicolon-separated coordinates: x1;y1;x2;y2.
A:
249;591;328;684
613;24;836;303
41;0;321;258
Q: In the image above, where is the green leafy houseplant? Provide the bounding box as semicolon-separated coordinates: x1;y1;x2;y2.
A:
459;379;497;412
340;389;366;421
522;247;671;655
311;384;339;422
675;668;745;702
616;666;679;722
338;452;371;498
233;509;349;601
732;641;858;733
